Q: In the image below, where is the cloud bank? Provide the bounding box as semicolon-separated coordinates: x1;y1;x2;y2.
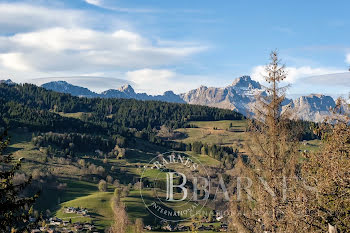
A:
126;68;213;95
251;65;348;98
1;1;348;96
251;65;343;84
0;27;205;72
0;2;207;94
346;53;350;65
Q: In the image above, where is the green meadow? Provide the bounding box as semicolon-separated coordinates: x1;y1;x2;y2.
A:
7;119;321;231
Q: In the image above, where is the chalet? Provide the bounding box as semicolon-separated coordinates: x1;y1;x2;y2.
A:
177;225;190;231
49;217;62;226
161;224;176;231
64;207;75;213
63;220;70;226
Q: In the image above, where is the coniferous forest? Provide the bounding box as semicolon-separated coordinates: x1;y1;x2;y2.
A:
1;1;350;232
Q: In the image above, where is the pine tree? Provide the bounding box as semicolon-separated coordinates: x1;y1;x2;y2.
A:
0;130;39;232
230;51;303;232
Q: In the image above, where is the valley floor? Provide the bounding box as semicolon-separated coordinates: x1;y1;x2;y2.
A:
8;120;320;232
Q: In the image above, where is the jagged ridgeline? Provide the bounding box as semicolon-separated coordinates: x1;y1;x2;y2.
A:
0;83;244;133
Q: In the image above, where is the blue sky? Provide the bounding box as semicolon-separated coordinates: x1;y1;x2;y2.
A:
0;0;349;97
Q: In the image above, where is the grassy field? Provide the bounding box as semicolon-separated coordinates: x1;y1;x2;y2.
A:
299;139;322;152
56;191;114;230
7;119;321;232
176;120;321;152
176;120;247;148
57;111;86;119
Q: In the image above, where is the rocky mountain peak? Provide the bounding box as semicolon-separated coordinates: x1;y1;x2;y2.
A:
163;90;176;96
40;78;337;122
0;79;15;85
305;93;327;99
41;81;184;103
297;94;335;109
290;94;336;121
230;75;261;89
55;80;68;84
198;85;208;90
118;84;135;94
41;80;97;97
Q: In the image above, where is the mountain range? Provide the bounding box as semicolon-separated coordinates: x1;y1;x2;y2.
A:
2;77;336;122
179;76;336;122
0;79;15;85
41;81;186;103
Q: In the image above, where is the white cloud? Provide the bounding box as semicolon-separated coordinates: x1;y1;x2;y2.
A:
0;2;132;34
84;0;156;13
126;69;175;84
29;76;132;93
251;65;349;99
126;68;211;95
0;53;32;71
0;27;206;74
0;1;208;96
0;3;83;33
85;0;102;7
303;72;350;87
346;53;350;64
251;65;343;84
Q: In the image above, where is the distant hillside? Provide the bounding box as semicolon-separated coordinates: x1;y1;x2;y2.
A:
0;82;243;133
42;81;98;97
37;76;338;122
0;79;15;85
41;81;185;103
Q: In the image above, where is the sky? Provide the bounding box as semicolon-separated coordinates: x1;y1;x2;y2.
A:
0;0;349;97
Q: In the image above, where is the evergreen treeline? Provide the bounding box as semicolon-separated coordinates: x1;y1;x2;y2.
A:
189;141;238;168
0;99;108;134
0;83;317;141
0;83;244;131
31;132;122;156
285;119;319;140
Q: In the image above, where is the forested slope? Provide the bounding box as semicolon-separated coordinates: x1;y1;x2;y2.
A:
0;83;244;132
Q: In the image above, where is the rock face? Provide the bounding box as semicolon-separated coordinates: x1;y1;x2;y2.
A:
100;85;135;99
154;91;185;103
100;84;185;103
40;77;337;122
0;79;15;85
180;76;264;114
180;76;337;122
41;81;98;97
41;82;185;103
289;94;336;122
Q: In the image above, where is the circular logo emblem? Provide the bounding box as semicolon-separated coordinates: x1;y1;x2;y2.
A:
140;151;211;222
